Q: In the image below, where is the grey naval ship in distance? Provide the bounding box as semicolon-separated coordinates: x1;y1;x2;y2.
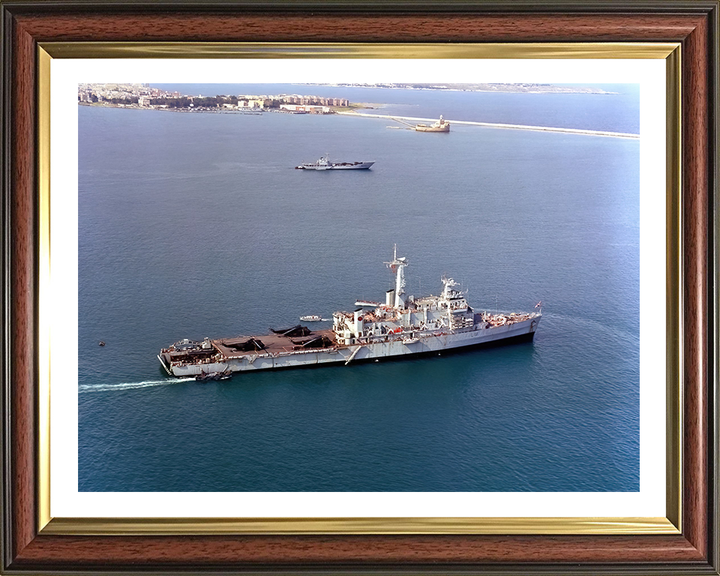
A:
295;154;374;170
158;247;542;379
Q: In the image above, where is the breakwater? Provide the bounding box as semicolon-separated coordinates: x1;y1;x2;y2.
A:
338;111;639;139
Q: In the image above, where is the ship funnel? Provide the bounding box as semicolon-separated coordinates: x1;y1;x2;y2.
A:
353;309;364;336
386;289;395;307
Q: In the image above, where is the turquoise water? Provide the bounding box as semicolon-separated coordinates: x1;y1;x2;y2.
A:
78;85;639;491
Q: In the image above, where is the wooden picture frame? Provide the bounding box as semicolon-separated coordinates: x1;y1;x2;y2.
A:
1;1;718;573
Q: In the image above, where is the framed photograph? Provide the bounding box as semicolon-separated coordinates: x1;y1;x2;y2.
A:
2;1;718;574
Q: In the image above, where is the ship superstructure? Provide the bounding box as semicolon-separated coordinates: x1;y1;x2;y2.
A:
158;247;541;378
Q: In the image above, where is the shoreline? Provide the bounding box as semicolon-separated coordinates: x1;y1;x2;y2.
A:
303;83;619;95
337;112;639;139
77;103;638;139
78;102;347;113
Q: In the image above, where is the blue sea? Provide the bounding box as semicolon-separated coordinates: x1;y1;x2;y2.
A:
78;84;640;492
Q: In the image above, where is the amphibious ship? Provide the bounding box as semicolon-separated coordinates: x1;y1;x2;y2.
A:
158;247;541;378
295;154;374;170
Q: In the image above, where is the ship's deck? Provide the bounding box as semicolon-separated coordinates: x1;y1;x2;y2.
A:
212;329;337;358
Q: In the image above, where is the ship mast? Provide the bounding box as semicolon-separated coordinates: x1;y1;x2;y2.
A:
385;244;408;309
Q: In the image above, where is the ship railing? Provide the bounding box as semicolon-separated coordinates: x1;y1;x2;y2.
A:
268;346;339;358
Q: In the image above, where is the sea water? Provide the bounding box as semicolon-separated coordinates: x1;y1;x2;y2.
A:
78;84;639;491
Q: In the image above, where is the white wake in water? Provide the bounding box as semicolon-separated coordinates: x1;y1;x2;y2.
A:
79;377;194;393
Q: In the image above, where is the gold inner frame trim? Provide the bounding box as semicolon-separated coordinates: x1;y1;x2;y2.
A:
664;45;682;532
37;41;682;536
41;41;679;60
37;46;52;532
43;516;678;536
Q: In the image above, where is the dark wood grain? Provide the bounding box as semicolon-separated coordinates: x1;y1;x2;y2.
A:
9;19;37;563
9;534;707;567
681;8;710;560
12;12;705;42
2;3;717;573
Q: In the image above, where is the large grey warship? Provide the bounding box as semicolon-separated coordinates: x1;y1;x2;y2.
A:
158;247;541;378
295;154;374;170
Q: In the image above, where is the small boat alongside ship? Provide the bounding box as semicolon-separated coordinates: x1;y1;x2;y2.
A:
295;155;374;170
158;247;542;378
195;368;233;382
299;315;324;322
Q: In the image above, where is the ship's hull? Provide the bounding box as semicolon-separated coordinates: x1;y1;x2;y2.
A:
415;125;450;133
297;161;374;170
160;316;539;377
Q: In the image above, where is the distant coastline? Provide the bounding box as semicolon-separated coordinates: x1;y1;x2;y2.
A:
78;83;370;114
303;82;619;95
78;82;618;115
78;82;634;137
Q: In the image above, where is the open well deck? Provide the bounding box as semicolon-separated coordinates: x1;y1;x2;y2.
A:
212;329;337;358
